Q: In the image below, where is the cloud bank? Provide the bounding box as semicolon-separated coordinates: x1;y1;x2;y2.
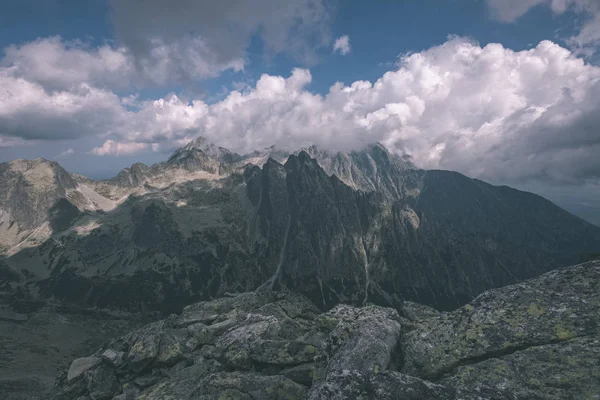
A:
1;35;600;186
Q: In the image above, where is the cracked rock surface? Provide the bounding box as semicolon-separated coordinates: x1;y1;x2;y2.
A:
47;260;600;399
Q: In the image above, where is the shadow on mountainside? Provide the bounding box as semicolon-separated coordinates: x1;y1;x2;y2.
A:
2;152;600;319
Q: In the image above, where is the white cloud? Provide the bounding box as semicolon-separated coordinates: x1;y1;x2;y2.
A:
486;0;600;52
0;68;125;140
1;37;134;91
333;35;351;55
58;148;74;157
0;36;243;91
90;140;153;156
2;36;600;186
103;39;599;185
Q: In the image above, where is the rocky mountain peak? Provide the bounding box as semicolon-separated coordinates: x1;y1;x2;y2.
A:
3;157;77;190
171;136;241;165
109;162;151;188
0;158;81;252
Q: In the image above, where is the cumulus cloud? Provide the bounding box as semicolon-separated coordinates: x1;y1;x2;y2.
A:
486;0;600;52
2;36;600;186
90;140;156;156
0;36;243;91
0;68;125;141
110;0;333;75
333;35;351;55
1;37;134;91
103;39;600;185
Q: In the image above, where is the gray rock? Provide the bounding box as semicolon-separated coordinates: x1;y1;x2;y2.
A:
188;318;239;345
152;333;185;368
126;321;164;371
134;372;306;400
101;349;125;368
48;375;87;400
280;363;315;385
133;375;161;388
67;357;101;383
440;334;600;400
307;370;515;400
47;264;600;400
120;382;140;400
319;304;402;377
215;313;280;369
402;261;600;380
401;301;441;322
176;292;269;328
84;365;120;400
249;340;319;366
166;356;222;381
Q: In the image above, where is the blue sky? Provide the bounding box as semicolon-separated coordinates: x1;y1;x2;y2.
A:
0;0;599;223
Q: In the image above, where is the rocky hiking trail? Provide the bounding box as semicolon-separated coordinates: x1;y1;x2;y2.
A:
46;260;600;400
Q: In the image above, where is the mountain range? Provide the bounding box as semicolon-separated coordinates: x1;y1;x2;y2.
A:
1;137;599;315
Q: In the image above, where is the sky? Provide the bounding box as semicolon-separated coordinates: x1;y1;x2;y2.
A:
0;0;599;224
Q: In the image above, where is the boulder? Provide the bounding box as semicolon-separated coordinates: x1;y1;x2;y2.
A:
101;349;125;368
175;292;270;328
67;357;101;383
187;317;239;345
153;333;186;367
215;314;280;369
84;365;120;400
319;304;402;376
127;321;164;371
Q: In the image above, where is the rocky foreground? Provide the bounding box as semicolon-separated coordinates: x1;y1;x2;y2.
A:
47;260;600;400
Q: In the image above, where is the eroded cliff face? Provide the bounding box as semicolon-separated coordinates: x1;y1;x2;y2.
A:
2;139;599;314
46;260;600;400
243;150;600;310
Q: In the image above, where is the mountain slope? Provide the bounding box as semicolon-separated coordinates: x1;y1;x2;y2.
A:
1;138;599;314
0;159;81;254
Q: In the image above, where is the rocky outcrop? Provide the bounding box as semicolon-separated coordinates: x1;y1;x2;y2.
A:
402;259;600;399
47;260;600;399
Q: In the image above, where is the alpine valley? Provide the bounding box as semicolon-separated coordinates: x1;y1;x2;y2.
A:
1;137;599;399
